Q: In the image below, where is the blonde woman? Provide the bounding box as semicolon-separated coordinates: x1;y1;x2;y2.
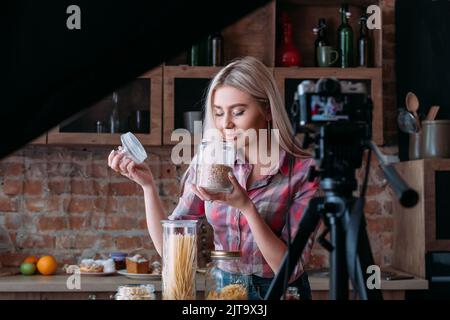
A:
108;56;319;300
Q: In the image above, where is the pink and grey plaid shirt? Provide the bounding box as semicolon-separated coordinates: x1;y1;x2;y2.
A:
169;148;319;280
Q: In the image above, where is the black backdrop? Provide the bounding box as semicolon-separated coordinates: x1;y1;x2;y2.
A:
0;0;269;159
396;0;450;160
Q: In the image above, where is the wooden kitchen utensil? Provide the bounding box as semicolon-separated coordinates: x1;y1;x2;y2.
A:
425;105;440;121
406;92;421;130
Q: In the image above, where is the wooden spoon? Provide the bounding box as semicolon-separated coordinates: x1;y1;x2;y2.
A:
425;105;440;121
406;92;421;130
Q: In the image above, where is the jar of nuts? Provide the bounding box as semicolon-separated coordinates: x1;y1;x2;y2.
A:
195;139;235;193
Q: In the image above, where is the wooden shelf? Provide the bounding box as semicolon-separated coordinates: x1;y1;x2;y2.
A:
279;0;379;6
39;0;385;147
28;134;47;145
47;67;163;146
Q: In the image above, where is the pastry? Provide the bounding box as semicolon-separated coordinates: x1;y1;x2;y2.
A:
126;254;149;274
80;259;104;273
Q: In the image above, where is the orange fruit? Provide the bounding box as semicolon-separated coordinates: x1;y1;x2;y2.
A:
36;256;58;275
23;256;39;264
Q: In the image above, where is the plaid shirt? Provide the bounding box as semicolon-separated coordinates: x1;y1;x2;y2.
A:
169;148;319;280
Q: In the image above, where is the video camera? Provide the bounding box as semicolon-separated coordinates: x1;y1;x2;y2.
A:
291;78;373;180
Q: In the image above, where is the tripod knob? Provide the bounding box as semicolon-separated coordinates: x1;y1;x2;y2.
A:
301;132;315;149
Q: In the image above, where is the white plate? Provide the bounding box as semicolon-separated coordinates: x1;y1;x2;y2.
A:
79;271;117;276
117;269;161;280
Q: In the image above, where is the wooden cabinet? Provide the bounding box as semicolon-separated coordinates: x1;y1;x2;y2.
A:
391;159;450;278
40;0;384;147
47;67;162;146
162;66;222;145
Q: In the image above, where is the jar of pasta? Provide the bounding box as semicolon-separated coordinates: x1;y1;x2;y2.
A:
205;251;250;300
161;220;198;300
195;139;235;193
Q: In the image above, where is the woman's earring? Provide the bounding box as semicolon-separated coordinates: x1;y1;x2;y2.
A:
267;120;271;148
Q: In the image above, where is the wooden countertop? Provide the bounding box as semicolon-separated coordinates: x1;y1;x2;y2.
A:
0;269;428;293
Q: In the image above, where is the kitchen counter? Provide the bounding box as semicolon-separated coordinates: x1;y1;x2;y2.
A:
0;268;428;300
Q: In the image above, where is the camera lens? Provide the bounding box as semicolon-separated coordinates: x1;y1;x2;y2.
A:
318;78;341;95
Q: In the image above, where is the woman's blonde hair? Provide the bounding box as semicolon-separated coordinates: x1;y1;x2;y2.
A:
179;56;310;194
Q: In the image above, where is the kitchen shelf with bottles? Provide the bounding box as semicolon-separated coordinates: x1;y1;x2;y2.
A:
163;0;383;145
46;67;162;146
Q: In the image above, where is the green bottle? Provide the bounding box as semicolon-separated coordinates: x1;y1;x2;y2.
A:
337;3;353;68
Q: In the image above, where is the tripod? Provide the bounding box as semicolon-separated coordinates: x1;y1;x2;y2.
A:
265;133;418;300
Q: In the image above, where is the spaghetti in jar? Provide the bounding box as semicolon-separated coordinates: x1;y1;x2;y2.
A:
161;220;198;300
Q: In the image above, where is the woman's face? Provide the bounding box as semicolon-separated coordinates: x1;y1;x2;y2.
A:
212;86;269;144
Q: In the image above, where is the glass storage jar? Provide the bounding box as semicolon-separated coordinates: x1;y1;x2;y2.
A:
195;139;235;193
115;284;155;300
161;220;198;300
205;251;250;300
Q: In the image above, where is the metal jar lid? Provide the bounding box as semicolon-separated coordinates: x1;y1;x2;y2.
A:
210;250;241;259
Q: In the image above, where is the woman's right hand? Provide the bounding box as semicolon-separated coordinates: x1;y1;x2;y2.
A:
108;148;154;189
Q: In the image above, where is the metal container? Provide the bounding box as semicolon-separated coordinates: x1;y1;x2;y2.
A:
408;132;423;160
422;120;450;159
183;111;202;134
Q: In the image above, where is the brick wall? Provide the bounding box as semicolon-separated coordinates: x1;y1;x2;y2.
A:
0;146;178;267
0;1;398;270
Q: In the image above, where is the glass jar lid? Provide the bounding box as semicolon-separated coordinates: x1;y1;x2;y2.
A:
120;132;147;164
116;284;155;296
161;220;198;227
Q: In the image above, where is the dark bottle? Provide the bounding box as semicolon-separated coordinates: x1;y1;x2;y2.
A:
109;91;120;134
189;43;200;66
198;36;210;66
357;15;370;67
276;12;301;67
313;18;328;67
189;36;209;66
208;31;224;66
337;3;354;68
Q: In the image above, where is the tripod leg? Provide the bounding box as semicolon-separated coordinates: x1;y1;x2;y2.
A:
354;223;383;300
346;197;383;300
264;197;323;300
329;213;349;300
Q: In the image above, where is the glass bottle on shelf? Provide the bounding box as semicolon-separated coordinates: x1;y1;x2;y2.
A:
208;31;224;66
276;12;301;67
337;3;354;68
313;18;328;67
357;15;370;67
189;43;200;66
109;91;120;133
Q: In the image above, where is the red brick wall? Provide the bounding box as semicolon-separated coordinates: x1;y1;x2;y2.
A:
0;146;177;267
0;1;398;271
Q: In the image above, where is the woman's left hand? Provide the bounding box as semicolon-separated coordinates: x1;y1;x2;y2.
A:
191;172;254;213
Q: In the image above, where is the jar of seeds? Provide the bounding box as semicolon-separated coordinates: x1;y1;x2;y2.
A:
195;139;235;193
